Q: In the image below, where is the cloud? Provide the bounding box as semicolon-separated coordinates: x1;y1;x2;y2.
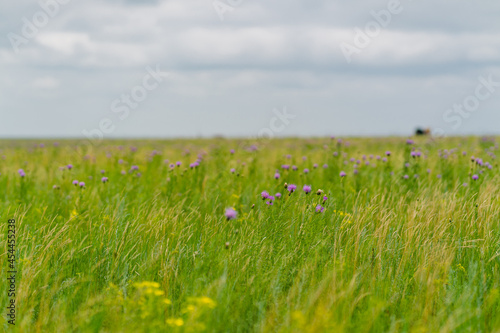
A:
33;76;60;89
1;0;500;138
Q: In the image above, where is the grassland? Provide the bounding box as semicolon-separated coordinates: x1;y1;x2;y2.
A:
0;136;499;332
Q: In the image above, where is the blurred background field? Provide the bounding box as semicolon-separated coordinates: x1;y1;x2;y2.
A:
0;136;499;332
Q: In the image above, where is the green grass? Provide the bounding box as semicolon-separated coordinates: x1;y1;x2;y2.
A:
1;136;499;332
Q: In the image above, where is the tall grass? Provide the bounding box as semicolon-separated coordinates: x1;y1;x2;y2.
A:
0;137;499;332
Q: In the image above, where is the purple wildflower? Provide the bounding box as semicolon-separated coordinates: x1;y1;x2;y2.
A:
261;191;270;199
79;181;85;188
72;180;79;186
315;205;325;213
385;151;391;156
292;165;298;171
303;185;312;194
472;174;479;181
275;192;282;199
282;164;290;170
274;172;280;179
288;184;297;193
67;164;73;170
176;161;182;167
18;169;26;177
230;168;236;174
340;171;346;177
323;164;328;169
323;195;328;202
304;168;309;174
225;208;237;220
101;177;109;183
403;175;409;179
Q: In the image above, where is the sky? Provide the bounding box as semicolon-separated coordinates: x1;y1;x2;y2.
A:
1;0;500;139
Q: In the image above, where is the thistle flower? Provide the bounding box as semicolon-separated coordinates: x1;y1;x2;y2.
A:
18;169;26;177
303;185;312;194
230;149;235;154
315;205;325;213
472;174;479;180
323;164;328;169
323;195;328;202
230;168;236;173
101;177;108;183
287;184;297;193
274;172;280;179
67;164;73;170
176;161;182;167
79;181;85;188
403;175;409;179
72;180;79;186
340;171;346;177
292;165;298;171
225;208;237;220
313;164;318;168
316;189;324;195
275;192;282;199
282;164;290;170
303;168;309;174
131;165;139;171
261;191;270;199
385;151;391;156
407;139;414;145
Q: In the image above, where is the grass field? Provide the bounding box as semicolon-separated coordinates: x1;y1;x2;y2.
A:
1;136;499;332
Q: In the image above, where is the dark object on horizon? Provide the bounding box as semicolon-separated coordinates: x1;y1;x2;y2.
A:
415;128;430;136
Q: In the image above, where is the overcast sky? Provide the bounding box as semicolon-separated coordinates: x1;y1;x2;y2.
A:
1;0;500;139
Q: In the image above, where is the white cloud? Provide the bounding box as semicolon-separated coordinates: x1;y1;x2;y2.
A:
33;76;60;89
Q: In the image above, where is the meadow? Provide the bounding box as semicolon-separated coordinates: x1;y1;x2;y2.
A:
0;136;499;332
